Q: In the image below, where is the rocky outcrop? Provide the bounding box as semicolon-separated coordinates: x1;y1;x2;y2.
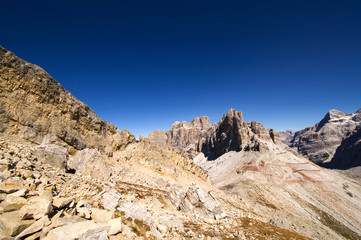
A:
148;109;280;159
324;125;361;169
279;130;295;143
148;116;211;154
290;109;361;164
169;183;222;218
0;46;135;159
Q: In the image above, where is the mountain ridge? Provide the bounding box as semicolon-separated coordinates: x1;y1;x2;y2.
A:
290;108;361;169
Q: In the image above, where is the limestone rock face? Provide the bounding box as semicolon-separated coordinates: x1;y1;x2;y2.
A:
290;109;361;164
0;46;135;159
148;116;211;155
325;125;361;169
148;109;279;159
45;221;110;240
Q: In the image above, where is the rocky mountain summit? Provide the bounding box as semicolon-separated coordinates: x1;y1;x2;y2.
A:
1;46;361;240
148;116;211;154
290;109;361;167
148;109;280;159
148;109;361;239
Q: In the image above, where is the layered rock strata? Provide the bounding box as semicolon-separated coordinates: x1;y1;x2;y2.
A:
148;116;211;154
290;109;361;165
324;125;361;169
0;46;135;158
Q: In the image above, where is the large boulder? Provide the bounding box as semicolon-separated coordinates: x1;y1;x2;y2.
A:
95;189;121;212
44;220;110;240
0;195;27;212
14;216;51;240
19;195;52;220
169;183;222;216
0;211;35;237
67;148;112;180
31;144;68;169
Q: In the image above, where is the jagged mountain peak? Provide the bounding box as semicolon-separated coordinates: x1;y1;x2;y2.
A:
291;108;361;165
170;116;211;130
148;108;278;159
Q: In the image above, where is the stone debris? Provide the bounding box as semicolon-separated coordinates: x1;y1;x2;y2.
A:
108;217;123;235
44;221;110;240
95;188;121;212
52;197;74;210
19;196;52;220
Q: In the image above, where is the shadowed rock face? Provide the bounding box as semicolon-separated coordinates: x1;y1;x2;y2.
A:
0;46;135;157
148;109;279;159
324;126;361;169
290;109;361;165
200;109;245;158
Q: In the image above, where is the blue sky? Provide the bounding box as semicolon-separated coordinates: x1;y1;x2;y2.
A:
2;1;361;137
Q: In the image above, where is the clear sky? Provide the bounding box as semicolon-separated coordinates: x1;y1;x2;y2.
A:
2;1;361;138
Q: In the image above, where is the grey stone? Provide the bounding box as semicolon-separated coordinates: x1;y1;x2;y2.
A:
96;189;121;212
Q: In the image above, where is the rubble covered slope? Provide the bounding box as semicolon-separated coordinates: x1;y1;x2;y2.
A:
149;108;361;240
0;45;361;240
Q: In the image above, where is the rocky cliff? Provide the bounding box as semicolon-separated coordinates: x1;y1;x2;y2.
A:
0;46;135;157
149;109;361;240
324;125;361;169
148;116;211;154
148;109;280;159
290;109;361;165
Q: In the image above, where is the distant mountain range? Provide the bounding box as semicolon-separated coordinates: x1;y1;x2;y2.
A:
149;108;361;171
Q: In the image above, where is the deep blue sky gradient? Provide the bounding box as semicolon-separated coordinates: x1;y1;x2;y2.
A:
2;1;361;137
